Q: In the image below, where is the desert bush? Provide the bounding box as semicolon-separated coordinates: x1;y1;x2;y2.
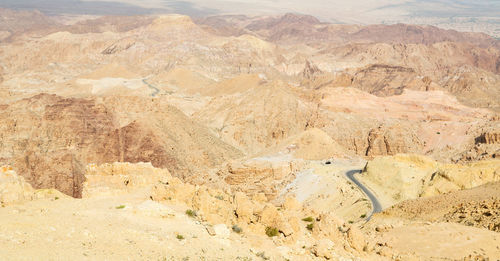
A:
185;209;197;217
302;216;314;222
306;223;314;231
265;227;278;237
232;224;242;234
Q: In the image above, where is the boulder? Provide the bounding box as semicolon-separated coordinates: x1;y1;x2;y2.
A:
213;224;230;239
234;192;254;223
347;226;366;251
312;239;334;259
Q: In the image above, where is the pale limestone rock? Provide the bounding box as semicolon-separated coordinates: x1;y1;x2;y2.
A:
234;192;254;223
278;220;294;237
283;195;301;211
0;166;34;205
313;214;345;245
252;193;268;203
83;162;171;198
346;227;366;251
288;216;301;233
312;239;334;259
362;154;500;206
260;204;280;226
213;224;230;239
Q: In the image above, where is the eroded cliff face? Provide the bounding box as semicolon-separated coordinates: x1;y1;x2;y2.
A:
351;64;435;96
364;125;424;157
0;94;242;197
0;94;115;197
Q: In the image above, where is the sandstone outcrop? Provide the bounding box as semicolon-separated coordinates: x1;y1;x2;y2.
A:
219;158;303;199
148;163;306;239
365;125;423;157
83;162;171;198
351;64;435;96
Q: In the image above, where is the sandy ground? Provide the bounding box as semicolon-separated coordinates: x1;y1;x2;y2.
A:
376;222;500;259
0;194;287;261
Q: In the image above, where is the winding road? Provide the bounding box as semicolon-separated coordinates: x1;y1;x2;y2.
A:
142;78;160;97
345;169;382;220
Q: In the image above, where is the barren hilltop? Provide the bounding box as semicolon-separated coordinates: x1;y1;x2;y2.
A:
0;8;499;260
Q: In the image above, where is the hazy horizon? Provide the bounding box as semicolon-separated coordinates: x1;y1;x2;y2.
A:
0;0;499;24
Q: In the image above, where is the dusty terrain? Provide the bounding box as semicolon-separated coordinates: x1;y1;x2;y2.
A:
0;8;499;260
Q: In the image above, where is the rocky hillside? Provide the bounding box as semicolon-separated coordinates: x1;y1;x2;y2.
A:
0;94;241;197
0;11;498;197
359;154;500;207
380;182;500;232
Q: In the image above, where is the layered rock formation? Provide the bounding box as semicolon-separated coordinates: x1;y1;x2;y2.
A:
351;64;436;96
365;125;423;157
0;94;241;197
477;132;500;144
219;158;303;199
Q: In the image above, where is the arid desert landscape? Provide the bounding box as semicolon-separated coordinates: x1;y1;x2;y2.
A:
0;2;499;260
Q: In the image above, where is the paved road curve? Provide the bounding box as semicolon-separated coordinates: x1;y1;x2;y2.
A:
345;169;382;220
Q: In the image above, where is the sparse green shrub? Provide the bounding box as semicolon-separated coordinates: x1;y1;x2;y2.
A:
116;205;126;209
256;251;269;260
265;227;278;237
176;234;184;240
306;223;314;231
360;214;367;218
215;195;224;200
348;220;354;224
232;224;242;234
185;209;197;217
302;216;314;222
55;197;59;200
